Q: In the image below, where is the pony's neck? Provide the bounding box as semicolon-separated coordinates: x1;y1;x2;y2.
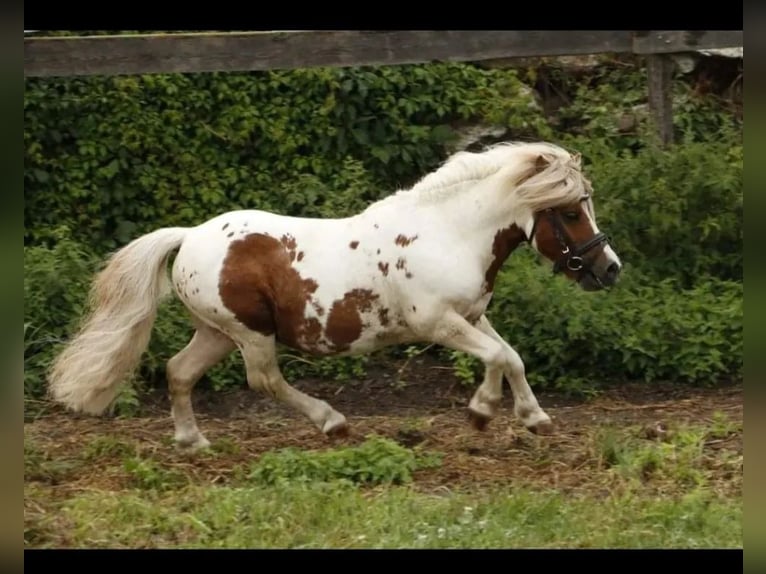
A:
424;176;528;242
405;177;531;293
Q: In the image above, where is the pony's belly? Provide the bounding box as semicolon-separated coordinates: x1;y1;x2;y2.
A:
272;299;413;357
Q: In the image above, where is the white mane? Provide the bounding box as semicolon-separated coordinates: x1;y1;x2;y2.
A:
366;141;589;213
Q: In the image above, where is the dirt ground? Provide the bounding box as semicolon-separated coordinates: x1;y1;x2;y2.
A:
24;356;743;499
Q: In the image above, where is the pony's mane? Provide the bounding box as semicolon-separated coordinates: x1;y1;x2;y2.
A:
365;141;588;213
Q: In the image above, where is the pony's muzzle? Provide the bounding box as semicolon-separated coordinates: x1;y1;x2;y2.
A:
578;252;621;291
604;261;621;285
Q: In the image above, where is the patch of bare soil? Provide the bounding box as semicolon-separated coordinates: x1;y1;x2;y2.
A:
24;358;743;498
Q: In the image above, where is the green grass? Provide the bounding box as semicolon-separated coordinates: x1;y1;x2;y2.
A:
24;412;743;549
593;416;743;492
25;481;741;549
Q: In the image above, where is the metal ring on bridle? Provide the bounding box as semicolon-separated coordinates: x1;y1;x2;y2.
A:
567;256;584;271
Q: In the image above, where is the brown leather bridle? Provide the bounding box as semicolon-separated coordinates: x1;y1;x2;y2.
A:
526;193;611;282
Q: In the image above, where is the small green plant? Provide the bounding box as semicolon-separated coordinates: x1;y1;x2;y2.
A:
83;436;136;460
394;344;435;388
247;435;442;487
109;384;142;418
123;456;188;491
707;411;740;440
596;424;711;488
212;437;241;456
280;353;369;383
24;438;82;484
448;350;481;387
595;426;637;470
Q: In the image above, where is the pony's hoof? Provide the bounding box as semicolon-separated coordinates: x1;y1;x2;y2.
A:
323;412;350;440
527;421;554;436
468;409;491;431
325;422;350;440
175;436;211;451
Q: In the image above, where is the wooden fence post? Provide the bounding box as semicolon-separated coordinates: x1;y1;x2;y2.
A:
646;54;675;147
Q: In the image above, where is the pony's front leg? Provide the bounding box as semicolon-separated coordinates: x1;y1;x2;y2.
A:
433;311;553;435
475;315;552;433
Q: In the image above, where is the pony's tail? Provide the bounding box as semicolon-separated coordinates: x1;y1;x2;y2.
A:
48;227;189;415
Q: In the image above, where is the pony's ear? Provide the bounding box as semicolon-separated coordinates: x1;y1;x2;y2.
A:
534;154;549;174
571;152;582;165
510;152;551;186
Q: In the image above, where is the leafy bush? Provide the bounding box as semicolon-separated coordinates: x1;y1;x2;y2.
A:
247;436;442;486
24;228;100;401
24;64;548;250
473;249;743;391
570;139;742;288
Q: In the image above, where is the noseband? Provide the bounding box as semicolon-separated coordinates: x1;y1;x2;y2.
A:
526;194;610;276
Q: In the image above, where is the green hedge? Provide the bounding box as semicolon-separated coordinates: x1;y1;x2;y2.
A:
24;64;549;250
457;250;743;394
571;140;742;288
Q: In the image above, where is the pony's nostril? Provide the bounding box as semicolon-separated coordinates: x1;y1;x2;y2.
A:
606;262;620;277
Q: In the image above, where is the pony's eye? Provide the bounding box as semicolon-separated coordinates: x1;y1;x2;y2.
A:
563;211;580;221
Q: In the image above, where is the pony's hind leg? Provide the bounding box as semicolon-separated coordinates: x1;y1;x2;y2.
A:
238;333;349;438
167;323;236;450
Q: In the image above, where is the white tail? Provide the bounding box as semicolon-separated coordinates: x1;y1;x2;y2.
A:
48;227;189;415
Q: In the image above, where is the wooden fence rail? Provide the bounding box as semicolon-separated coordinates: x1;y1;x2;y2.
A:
24;30;743;146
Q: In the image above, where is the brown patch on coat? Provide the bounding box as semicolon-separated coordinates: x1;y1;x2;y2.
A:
394;257;413;278
325;289;380;351
483;225;526;294
218;233;320;350
227;232;234;238
312;301;325;316
394;234;418;247
349;241;359;250
280;234;298;262
301;317;323;350
297;251;305;262
377;307;390;326
222;223;229;231
378;262;389;276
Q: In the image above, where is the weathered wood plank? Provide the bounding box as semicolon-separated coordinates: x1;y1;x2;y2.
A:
25;30;636;78
647;54;675;147
633;30;743;54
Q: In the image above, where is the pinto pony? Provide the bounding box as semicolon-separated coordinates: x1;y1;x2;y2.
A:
48;142;622;449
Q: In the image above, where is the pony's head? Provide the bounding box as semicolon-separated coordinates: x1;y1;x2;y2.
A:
507;143;622;291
